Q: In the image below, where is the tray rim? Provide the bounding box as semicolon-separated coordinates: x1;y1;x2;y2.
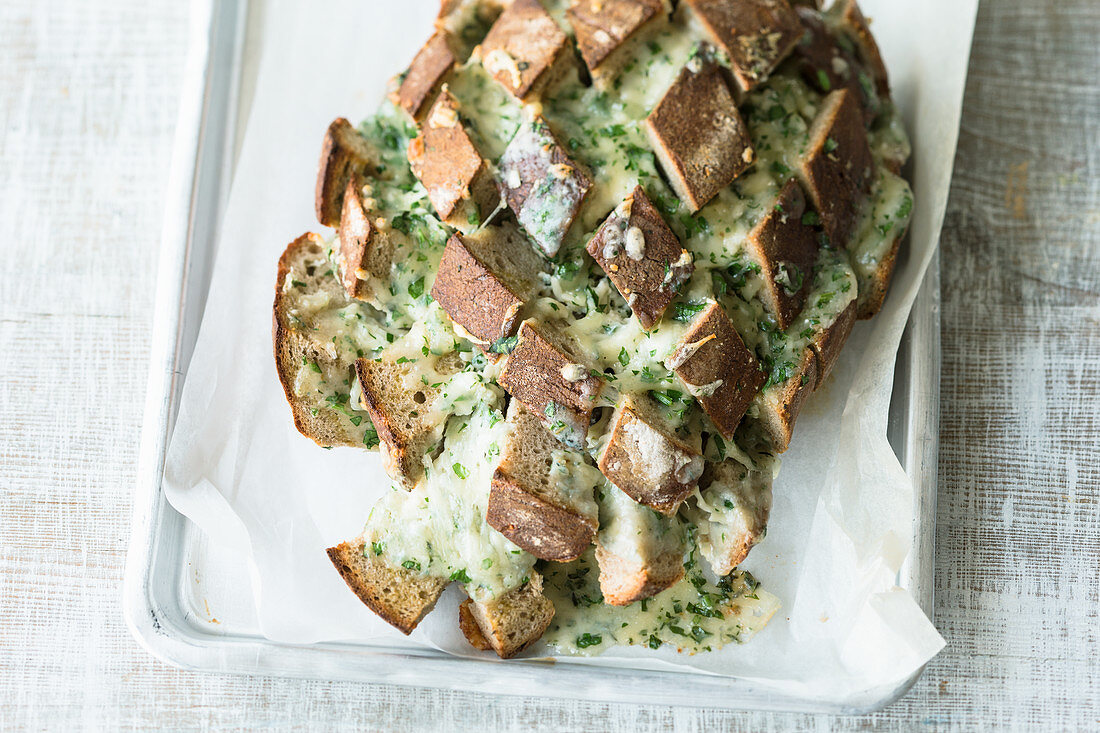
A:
124;0;942;714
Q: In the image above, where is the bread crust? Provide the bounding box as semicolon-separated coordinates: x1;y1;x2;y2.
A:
797;88;874;249
567;0;665;73
431;233;527;346
354;354;461;490
855;222;907;319
389;30;457;120
744;178;821;330
498;320;605;450
407;88;499;231
810;300;857;387
487;474;597;561
462;574;555;658
326;542;448;634
315;119;377;228
586;185;693;330
756;347;817;451
337;175;395;304
644;54;753;212
683;0;801;93
498;116;593;256
597;395;704;514
479;0;570;101
669;303;766;439
596;544;683;606
273;233;365;448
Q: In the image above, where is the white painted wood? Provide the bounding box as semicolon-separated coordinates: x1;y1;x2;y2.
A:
0;0;1097;729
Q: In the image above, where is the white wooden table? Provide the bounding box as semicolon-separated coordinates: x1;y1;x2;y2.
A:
2;0;1097;729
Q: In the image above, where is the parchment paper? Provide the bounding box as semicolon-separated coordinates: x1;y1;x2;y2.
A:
163;0;977;705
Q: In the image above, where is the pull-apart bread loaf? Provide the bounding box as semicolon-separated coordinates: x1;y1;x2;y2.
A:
274;0;913;657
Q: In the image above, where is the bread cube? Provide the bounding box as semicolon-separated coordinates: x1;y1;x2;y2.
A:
326;542;448;634
644;54;754;212
354;352;463;490
690;459;772;575
337;175;395;304
809;299;856;388
566;0;665;82
792;7;880;122
486;402;599;561
797;88;873;248
683;0;802;93
597;394;705;514
459;573;555;658
431;232;531;348
315;118;379;228
744;178;820;330
498;320;605;450
595;483;685;605
755;346;815;451
407;88;500;232
498;117;593;256
666;302;765;439
479;0;570;101
585;185;693;330
389;31;457;121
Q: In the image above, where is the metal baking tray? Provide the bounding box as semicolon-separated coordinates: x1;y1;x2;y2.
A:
124;0;940;714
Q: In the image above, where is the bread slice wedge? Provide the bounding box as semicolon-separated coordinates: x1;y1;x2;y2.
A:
459;573;555;658
754;347;817;452
596;393;705;515
354;351;464;490
686;459;773;575
273;233;378;448
327;541;449;634
855;222;908;319
315;119;380;228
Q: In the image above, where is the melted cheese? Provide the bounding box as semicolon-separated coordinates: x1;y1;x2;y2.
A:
295;2;914;653
542;547;780;655
362;402;535;602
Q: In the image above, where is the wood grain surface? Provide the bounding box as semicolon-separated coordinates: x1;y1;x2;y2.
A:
1;0;1097;730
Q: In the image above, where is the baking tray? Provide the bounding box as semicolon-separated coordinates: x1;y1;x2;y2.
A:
124;0;940;714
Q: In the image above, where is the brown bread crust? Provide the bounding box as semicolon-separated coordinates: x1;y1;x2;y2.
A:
315;118;378;228
597;395;704;515
586;185;693;330
407;88;499;230
596;545;684;606
670;303;766;439
498;320;605;450
797;88;874;248
756;347;817;451
744;178;821;330
337;175;394;303
487;476;596;561
567;0;664;73
479;0;570;100
683;0;802;92
326;542;448;634
389;31;457;120
431;233;527;345
810;300;857;387
644;54;753;212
